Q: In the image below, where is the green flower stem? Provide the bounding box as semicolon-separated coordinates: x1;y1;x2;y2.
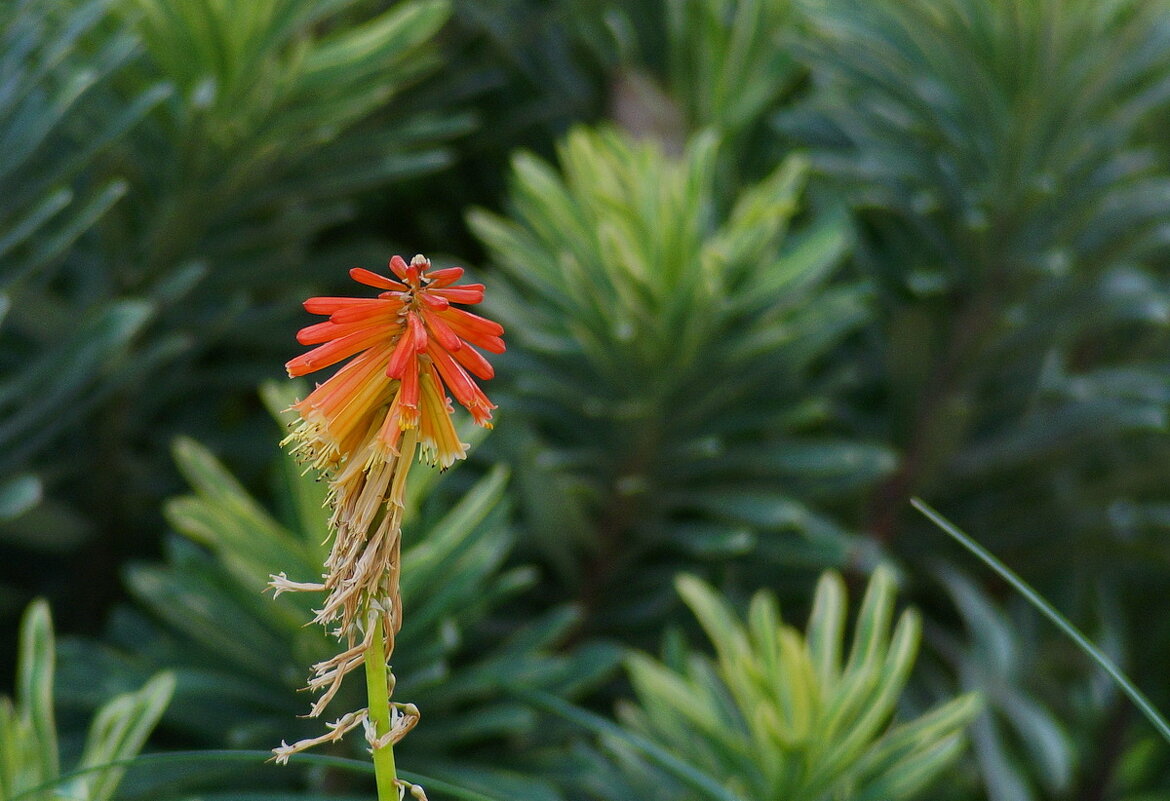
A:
366;615;398;801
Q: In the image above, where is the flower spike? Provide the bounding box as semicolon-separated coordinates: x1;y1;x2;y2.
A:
272;255;504;773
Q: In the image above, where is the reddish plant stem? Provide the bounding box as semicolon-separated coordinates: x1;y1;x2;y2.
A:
573;424;660;638
864;290;997;545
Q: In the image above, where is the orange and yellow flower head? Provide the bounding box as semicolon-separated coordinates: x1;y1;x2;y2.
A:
286;254;504;474
272;255;503;763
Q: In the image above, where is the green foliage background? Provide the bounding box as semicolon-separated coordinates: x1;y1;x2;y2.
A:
3;0;1170;798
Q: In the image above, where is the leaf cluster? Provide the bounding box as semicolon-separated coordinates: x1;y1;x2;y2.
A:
1;600;173;801
603;568;981;801
0;0;169;614
474;127;892;630
786;0;1170;544
775;0;1170;792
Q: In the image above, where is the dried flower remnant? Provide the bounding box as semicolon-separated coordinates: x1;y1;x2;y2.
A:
270;254;503;773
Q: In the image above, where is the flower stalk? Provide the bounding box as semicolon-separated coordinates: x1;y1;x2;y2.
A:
365;615;399;801
269;255;503;800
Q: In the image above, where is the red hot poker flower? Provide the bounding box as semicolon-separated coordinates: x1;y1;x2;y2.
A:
274;255;505;745
286;254;504;472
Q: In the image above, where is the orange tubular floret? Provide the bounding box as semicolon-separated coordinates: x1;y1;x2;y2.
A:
406;313;428;354
426;341;495;424
420;307;462;352
293;346;397;454
287;327;388;377
295;346;388;415
296;319;385;345
450;340;494;380
440;311;505;353
297;320;344;345
472;334;505;354
441;306;504;337
446;334;500;355
350;267;405;290
328;372;395;451
297;347;394;422
418;364;465;467
385;328;416;379
432;285;484;304
389;255;410;280
426;342;477;409
398;351;421;426
426;267;463;287
329;298;403;325
419;293;449;310
375;397;405;454
304;297;371;315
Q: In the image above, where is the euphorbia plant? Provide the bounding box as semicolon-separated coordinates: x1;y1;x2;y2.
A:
272;254;504;800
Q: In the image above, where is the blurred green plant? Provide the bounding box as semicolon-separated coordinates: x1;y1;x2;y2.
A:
0;0;170;615
785;0;1170;546
928;567;1077;799
366;0;627;263
664;0;801;139
564;567;980;800
1;599;173;801
103;0;465;281
590;0;806;175
58;384;619;801
447;0;611;146
786;3;1170;788
471;126;890;628
3;1;1169;798
655;0;805;178
918;500;1170;800
0;0;163;293
782;1;1170;790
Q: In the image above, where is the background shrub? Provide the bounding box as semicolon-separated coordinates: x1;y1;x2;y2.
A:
3;0;1170;798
